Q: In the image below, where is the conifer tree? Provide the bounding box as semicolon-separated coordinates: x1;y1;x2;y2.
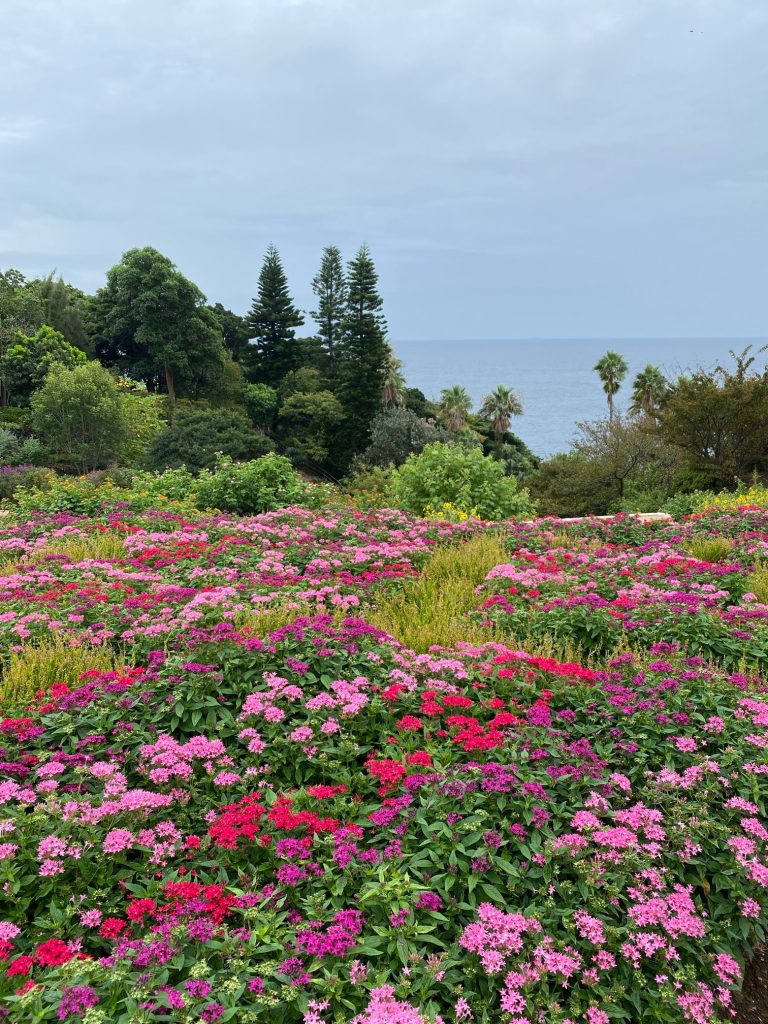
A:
246;245;303;385
333;245;389;469
311;246;346;371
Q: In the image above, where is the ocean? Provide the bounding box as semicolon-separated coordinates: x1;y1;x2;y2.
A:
392;337;766;459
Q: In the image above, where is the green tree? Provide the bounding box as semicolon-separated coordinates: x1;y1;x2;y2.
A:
36;273;90;352
362;406;447;468
1;325;86;405
479;385;523;458
404;387;437;420
92;247;226;405
438;385;473;432
629;364;669;421
528;415;679;516
31;362;129;472
382;349;406;406
311;246;346;370
246;245;304;385
594;350;629;421
658;346;768;488
114;390;167;468
328;246;390;471
278;390;344;465
243;382;279;429
210;303;251;362
0;269;45;405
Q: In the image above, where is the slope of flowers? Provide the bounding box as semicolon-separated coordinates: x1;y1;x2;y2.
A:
479;511;768;667
0;507;766;1023
0;507;477;658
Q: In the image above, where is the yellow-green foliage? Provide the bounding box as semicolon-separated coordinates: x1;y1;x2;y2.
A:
682;536;734;563
32;531;127;563
0;638;126;710
745;560;768;605
369;534;508;652
234;601;345;638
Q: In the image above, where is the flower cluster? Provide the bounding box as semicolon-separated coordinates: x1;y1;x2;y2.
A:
0;506;765;1022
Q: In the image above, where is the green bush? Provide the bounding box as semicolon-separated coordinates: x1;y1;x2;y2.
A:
0;426;45;467
0;464;50;501
362;406;447;468
115;392;166;467
243;382;279;427
390;442;535;521
662;490;714;518
194;453;310;514
144;407;274;472
0;407;32;429
344;464;395;510
7;469;201;517
31;361;129;472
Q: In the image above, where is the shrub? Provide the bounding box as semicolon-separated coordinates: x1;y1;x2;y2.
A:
193;453;310;514
0;464;50;502
243;382;279;427
0;425;45;467
390;442;535;521
115;392;166;467
362;406;447;468
144;407;274;472
278;389;344;464
31;361;129;472
7;468;199;517
343;464;394;510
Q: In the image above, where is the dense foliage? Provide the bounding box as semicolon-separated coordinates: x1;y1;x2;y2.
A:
0;505;766;1023
391;443;535;521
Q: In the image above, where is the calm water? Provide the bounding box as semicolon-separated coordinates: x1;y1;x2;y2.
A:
392;338;766;458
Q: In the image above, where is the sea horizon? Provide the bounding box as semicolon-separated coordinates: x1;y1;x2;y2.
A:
391;336;767;459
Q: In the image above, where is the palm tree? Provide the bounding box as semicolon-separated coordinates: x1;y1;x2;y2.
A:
438;385;473;432
594;350;629;421
381;350;406;406
629;364;669;421
480;384;523;458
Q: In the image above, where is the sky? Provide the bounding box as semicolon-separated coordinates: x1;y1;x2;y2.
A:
1;0;767;341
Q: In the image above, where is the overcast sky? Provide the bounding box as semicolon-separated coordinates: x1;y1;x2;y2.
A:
1;0;766;340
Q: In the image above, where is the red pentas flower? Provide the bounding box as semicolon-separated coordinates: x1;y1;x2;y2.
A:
126;898;156;922
268;797;340;834
406;751;432;766
396;715;423;731
208;793;266;849
305;784;347;799
6;955;34;977
35;938;73;967
382;684;407;701
99;918;126;939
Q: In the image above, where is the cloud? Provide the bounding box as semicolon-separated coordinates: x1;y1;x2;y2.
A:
0;0;766;337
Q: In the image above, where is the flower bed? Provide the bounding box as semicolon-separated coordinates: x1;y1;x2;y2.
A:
0;507;766;1022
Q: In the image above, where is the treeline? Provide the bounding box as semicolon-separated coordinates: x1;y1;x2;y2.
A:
0;249;535;492
529;346;768;515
